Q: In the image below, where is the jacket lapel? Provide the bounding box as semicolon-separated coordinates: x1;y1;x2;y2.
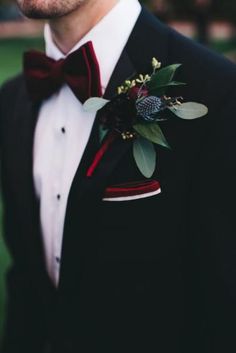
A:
58;8;169;288
62;49;137;206
63;8;169;205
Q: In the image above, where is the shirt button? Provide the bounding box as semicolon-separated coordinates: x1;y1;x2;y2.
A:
55;257;60;264
61;127;66;134
57;194;61;200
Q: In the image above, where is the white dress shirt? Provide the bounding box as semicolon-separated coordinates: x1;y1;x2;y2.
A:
33;0;141;286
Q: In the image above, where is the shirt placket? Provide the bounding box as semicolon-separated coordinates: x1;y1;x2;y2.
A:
51;117;68;285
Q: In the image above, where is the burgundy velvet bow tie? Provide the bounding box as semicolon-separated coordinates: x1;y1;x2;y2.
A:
23;41;102;103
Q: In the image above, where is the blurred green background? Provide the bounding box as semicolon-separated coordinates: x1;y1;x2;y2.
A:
0;0;236;343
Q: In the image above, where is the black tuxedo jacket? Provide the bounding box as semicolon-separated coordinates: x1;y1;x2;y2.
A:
1;7;236;353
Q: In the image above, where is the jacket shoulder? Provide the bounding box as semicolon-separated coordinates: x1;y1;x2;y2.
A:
140;7;236;75
0;74;25;101
146;8;236;112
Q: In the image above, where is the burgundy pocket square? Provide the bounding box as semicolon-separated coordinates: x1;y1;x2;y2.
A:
103;180;161;201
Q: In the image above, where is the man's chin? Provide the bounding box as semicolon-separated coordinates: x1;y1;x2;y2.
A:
17;6;64;20
20;10;62;20
16;0;85;20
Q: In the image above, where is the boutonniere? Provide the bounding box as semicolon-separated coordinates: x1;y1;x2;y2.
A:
84;58;208;178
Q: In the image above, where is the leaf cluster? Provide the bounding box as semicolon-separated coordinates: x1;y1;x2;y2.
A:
83;62;208;179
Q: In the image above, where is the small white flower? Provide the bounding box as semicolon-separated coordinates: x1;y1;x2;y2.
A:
152;57;161;69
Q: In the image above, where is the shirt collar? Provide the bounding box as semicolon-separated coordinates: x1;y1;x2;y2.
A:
44;0;141;93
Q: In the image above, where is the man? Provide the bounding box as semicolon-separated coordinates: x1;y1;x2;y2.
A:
1;0;236;352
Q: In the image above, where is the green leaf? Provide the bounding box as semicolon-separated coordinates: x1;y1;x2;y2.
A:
134;123;170;149
155;81;186;88
168;102;208;120
83;97;110;112
149;81;186;96
147;64;182;94
99;125;108;143
133;137;156;178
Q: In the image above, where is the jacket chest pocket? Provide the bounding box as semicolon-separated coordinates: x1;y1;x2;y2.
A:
97;189;171;260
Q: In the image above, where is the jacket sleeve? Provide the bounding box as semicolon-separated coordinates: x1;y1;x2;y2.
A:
0;81;50;353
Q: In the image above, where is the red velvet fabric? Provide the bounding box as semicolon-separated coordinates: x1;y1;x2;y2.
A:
104;180;161;198
86;131;118;177
23;41;102;103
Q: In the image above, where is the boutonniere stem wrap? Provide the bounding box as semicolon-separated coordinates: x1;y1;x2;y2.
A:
86;131;118;177
84;58;208;178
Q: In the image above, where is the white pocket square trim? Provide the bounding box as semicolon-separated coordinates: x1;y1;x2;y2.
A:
102;187;161;202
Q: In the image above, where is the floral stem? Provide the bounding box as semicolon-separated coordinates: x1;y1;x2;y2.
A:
86;131;118;177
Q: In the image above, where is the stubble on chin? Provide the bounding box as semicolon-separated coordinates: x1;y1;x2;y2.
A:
16;0;86;19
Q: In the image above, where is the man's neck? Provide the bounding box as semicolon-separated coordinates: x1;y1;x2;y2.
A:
49;0;119;54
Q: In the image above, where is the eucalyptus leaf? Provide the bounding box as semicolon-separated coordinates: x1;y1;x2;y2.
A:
169;102;208;120
154;81;186;88
133;137;156;178
149;81;186;92
147;64;182;93
99;126;108;143
134;123;170;149
83;97;110;112
148;81;186;95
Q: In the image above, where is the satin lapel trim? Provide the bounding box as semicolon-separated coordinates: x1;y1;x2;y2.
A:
104;50;136;99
